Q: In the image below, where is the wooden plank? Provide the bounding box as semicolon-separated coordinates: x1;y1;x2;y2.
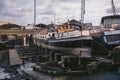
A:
9;49;23;66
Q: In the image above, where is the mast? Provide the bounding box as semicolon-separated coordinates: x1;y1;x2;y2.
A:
81;0;85;23
53;0;56;27
54;12;56;26
111;0;117;15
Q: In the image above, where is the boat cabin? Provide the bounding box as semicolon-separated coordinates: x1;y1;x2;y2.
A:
101;15;120;30
59;23;82;33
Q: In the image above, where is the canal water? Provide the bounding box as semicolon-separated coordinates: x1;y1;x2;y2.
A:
53;71;120;80
28;70;120;80
22;62;120;80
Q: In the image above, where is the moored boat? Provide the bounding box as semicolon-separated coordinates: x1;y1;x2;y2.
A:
33;20;92;57
91;15;120;51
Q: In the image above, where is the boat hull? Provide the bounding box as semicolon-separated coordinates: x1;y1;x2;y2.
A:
33;37;92;57
91;30;120;50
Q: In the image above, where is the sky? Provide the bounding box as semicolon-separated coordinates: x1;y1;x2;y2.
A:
0;0;120;26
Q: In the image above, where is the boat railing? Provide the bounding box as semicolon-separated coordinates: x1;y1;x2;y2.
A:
104;29;120;35
53;30;91;39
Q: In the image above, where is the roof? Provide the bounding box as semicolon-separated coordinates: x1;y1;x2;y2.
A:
101;15;120;23
64;19;81;26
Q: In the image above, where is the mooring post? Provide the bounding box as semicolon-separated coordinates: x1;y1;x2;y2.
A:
23;35;27;46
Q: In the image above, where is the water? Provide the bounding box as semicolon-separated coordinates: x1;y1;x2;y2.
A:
27;70;120;80
0;67;11;79
21;62;120;80
54;71;120;80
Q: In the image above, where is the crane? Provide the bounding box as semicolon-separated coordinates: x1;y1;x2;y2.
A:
111;0;117;15
81;0;85;23
34;0;36;27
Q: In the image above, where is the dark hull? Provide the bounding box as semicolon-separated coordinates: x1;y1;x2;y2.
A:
33;37;93;57
92;31;120;50
94;38;120;50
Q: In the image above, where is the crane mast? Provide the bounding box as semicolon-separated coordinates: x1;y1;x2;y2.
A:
111;0;117;15
81;0;85;23
34;0;36;27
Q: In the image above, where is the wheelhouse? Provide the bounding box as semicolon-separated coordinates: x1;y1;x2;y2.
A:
101;15;120;30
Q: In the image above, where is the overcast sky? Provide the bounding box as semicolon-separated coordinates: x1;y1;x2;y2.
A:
0;0;120;26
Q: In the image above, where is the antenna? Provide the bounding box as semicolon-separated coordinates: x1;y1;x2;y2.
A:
111;0;117;15
54;12;56;25
81;0;85;23
34;0;36;27
73;13;75;20
52;0;56;27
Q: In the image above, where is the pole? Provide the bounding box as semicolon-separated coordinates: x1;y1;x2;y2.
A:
54;13;56;25
34;0;36;27
81;0;85;23
111;0;117;15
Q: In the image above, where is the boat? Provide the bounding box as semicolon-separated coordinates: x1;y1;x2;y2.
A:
33;20;93;57
90;15;120;52
90;0;120;53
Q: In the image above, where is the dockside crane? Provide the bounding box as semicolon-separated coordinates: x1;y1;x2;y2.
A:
111;0;118;15
34;0;36;27
81;0;85;23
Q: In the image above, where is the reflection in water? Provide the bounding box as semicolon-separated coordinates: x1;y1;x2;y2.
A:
53;71;120;80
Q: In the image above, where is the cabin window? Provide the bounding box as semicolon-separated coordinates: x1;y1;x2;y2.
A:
61;26;64;29
74;25;81;30
103;18;120;29
62;26;65;29
65;26;68;29
106;35;120;42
